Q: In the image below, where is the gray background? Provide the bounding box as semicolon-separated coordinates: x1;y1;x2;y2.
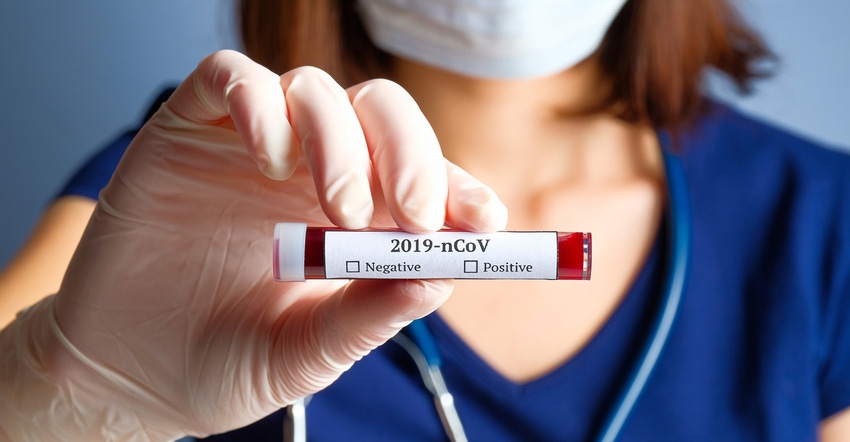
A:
1;0;848;267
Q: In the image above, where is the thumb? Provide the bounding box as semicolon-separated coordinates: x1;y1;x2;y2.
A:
270;279;453;402
322;279;454;353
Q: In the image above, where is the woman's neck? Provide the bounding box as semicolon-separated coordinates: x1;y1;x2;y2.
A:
388;55;663;208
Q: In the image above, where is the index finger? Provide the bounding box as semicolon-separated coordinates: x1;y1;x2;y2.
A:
165;50;299;180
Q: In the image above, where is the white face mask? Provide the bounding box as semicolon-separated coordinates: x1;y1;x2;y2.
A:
356;0;629;79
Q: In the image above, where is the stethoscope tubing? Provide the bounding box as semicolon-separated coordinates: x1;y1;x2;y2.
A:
594;150;692;442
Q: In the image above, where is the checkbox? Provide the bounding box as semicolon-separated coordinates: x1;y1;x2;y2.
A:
464;260;478;273
346;261;361;273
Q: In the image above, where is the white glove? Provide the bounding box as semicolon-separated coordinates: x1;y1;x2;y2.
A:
0;50;507;441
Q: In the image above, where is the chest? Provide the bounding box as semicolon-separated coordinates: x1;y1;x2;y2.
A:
438;179;664;382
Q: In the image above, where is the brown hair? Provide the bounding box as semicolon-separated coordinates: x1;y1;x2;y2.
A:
599;0;774;131
239;0;773;132
239;0;389;86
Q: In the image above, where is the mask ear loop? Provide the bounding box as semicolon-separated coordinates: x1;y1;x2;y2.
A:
393;323;469;442
595;141;692;442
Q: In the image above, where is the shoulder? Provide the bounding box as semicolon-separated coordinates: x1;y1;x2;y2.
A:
678;100;850;237
679;98;850;262
680;99;850;186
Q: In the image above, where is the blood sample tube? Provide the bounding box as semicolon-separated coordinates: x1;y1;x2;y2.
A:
273;223;591;282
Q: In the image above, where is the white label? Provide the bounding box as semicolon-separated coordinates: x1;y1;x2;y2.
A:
324;231;557;279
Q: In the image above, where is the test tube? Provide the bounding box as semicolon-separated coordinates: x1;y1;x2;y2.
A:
273;223;591;281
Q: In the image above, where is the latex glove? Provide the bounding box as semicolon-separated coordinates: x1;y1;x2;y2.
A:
0;50;507;441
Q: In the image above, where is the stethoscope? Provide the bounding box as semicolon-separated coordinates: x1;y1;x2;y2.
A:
285;147;692;442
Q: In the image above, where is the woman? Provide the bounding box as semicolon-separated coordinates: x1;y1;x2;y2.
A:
1;0;849;440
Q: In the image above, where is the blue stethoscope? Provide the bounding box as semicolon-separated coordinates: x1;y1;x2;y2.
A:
285;149;691;442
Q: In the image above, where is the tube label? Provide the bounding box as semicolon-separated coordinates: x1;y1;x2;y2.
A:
324;230;558;279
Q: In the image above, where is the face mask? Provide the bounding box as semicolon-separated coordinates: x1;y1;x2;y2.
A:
356;0;629;79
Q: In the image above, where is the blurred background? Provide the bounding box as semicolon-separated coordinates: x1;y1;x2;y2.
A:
1;0;848;268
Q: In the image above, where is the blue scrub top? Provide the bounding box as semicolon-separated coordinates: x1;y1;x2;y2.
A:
60;93;850;441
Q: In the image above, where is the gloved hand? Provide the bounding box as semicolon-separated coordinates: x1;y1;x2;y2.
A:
0;50;507;441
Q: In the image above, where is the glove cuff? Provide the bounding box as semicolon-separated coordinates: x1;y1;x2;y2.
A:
0;296;183;441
